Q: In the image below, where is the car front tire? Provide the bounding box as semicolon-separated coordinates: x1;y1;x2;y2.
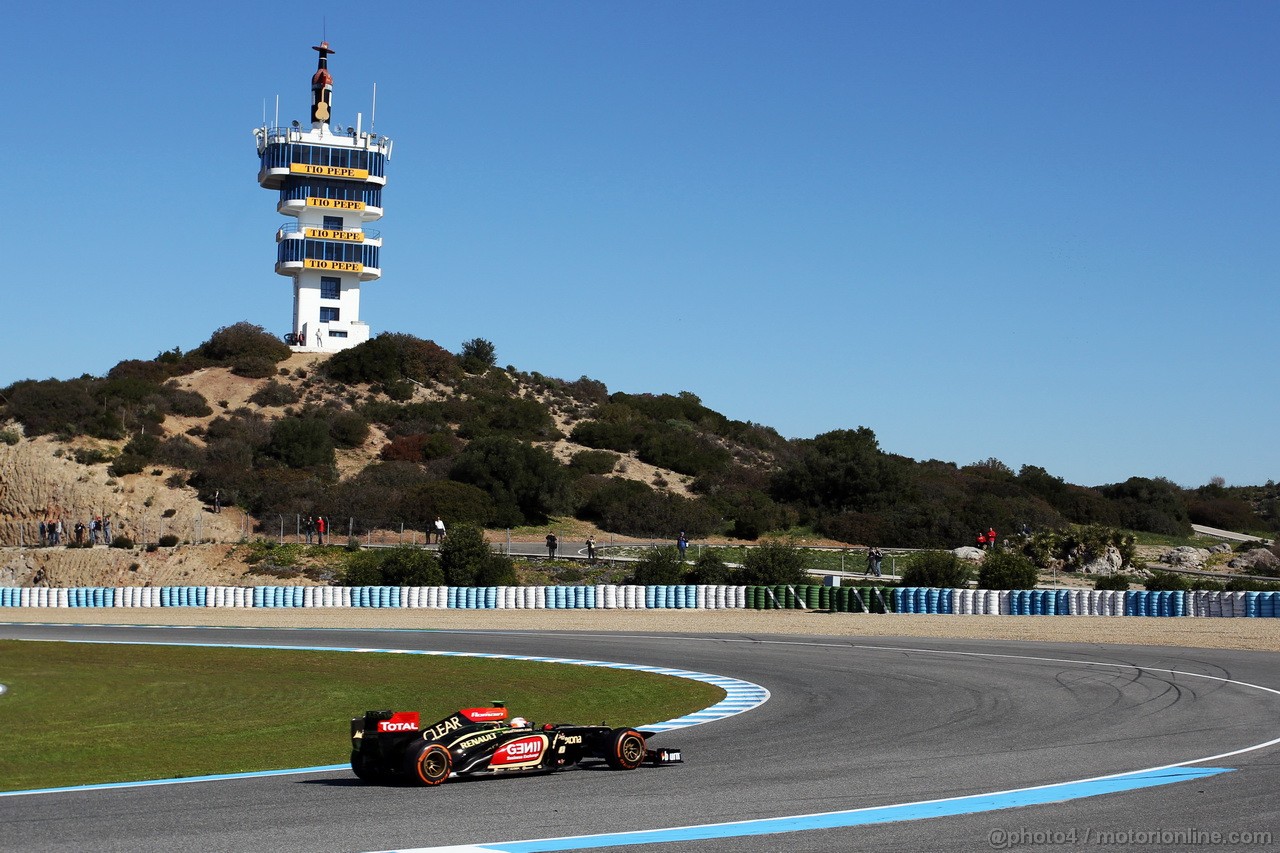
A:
605;728;646;770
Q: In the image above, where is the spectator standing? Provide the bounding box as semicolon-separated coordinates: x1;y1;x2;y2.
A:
987;527;997;551
304;516;315;544
39;520;47;546
865;546;883;578
976;531;986;550
316;515;327;545
90;517;100;545
546;533;558;559
586;536;596;563
102;516;113;545
677;531;688;560
74;521;85;545
434;517;446;544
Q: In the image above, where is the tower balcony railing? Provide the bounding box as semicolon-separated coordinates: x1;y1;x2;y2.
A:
255;125;393;156
275;258;382;282
276;222;381;241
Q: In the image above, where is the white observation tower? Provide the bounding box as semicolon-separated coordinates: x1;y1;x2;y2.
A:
253;42;393;351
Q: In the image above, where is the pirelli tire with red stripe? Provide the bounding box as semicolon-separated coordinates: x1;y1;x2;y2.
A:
349;703;683;787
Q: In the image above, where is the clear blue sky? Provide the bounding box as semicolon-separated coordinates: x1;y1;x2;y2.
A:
4;1;1276;489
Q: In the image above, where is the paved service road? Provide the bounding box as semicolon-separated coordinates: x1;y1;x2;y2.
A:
0;623;1277;853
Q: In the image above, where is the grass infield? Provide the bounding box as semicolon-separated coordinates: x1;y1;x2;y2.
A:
0;640;724;792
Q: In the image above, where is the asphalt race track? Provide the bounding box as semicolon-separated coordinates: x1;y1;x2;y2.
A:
1;623;1277;853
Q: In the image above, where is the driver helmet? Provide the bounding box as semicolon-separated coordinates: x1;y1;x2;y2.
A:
509;716;529;728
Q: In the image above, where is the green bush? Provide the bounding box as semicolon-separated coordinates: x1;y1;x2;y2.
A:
248;380;301;407
438;524;512;587
631;547;687;585
688;550;731;584
74;447;111;465
977;551;1038;590
342;546;444;587
576;478;721;538
2;378;101;437
1224;577;1280;592
231;355;279;379
569;450;620;475
900;551;972;589
379;431;460;463
325;333;460;386
109;536;135;550
1144;571;1189;591
108;455;147;477
1188;578;1224;591
1094;573;1134;591
450;436;570;526
739;541;809;585
458;338;497;374
0;429;19;446
157;534;179;548
266;417;335;469
193;322;291;365
327;410;370;448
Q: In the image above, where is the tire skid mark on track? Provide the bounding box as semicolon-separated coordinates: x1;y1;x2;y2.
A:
363;640;1280;853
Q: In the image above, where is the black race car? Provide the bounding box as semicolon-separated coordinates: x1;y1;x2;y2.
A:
350;702;683;786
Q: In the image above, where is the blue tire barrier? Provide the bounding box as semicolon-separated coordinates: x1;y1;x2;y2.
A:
484;587;498;609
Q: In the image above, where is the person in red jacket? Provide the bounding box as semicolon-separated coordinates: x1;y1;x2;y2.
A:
976;531;987;549
987;527;997;550
316;515;327;545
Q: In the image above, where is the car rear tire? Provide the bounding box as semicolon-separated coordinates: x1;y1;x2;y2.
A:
605;728;646;770
351;749;372;782
352;749;395;784
407;742;452;786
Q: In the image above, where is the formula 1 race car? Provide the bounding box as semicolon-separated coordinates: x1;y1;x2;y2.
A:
349;702;683;786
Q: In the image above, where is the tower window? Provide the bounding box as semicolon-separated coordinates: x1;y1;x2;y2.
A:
320;277;340;299
320;307;340;323
323;216;343;231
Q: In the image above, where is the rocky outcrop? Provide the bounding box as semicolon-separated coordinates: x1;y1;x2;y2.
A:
0;433;247;548
1159;546;1210;569
1228;548;1279;574
0;543;259;588
1081;545;1124;574
953;546;985;562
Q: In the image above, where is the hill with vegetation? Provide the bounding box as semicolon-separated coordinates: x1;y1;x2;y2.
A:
2;322;1278;565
